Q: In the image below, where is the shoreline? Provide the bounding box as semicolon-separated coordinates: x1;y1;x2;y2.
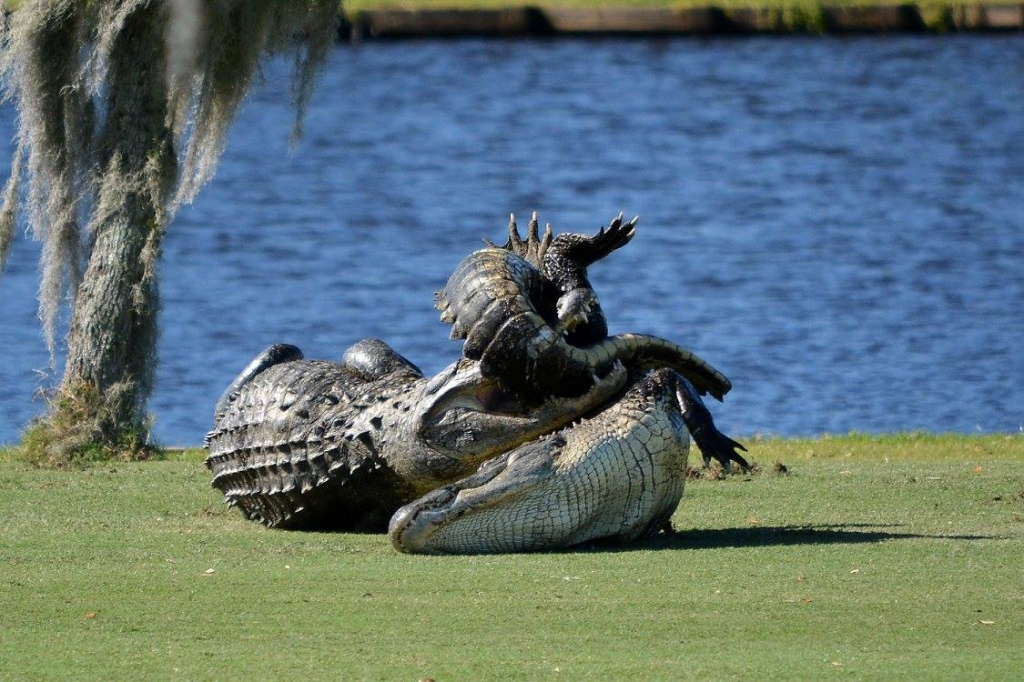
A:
341;4;1024;39
26;432;1019;462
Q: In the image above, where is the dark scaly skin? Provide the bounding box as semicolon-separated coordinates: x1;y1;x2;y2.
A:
205;340;629;531
440;212;635;350
436;214;732;404
205;343;745;537
501;212;639;345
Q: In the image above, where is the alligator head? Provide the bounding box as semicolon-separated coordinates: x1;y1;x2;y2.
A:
206;214;746;544
386;354;630;492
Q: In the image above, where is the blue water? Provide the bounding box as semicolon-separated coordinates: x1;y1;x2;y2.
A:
1;36;1022;446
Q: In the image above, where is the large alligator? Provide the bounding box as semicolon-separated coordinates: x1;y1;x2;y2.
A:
206;215;746;550
204;337;744;534
205;339;630;531
389;368;742;554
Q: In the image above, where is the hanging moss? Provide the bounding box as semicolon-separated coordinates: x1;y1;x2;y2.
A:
0;0;339;462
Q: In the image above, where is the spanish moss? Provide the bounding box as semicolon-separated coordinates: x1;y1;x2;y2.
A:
0;0;338;459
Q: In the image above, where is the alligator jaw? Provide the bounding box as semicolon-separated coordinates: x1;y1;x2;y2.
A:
388;438;560;554
416;359;629;464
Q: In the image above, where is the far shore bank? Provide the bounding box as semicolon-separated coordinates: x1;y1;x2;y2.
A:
338;3;1024;38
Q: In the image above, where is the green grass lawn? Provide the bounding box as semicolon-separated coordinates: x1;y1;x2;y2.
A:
2;433;1021;679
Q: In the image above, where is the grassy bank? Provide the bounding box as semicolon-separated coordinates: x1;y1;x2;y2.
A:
345;0;1023;9
2;434;1022;679
343;0;1024;33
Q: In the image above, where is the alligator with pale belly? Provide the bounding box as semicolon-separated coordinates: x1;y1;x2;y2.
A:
205;215;746;552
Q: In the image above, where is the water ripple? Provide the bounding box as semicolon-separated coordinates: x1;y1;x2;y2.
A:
1;36;1022;444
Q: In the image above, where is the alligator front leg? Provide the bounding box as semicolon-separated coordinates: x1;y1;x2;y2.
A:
674;375;748;471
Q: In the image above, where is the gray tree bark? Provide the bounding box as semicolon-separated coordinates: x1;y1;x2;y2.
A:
59;3;175;446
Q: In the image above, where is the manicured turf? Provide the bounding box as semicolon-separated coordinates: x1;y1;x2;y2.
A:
1;434;1021;679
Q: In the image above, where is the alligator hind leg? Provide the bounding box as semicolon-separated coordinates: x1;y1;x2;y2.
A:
213;343;303;420
673;373;748;471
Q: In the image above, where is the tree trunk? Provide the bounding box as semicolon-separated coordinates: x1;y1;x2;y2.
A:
51;3;175;456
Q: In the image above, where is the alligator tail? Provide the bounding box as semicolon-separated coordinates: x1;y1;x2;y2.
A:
479;312;732;403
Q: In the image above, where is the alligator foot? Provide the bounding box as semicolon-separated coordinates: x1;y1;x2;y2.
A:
674;374;748;471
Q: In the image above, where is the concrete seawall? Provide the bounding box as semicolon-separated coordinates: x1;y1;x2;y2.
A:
343;4;1023;39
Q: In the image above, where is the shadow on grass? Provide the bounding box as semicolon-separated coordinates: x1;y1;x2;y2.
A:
580;524;997;553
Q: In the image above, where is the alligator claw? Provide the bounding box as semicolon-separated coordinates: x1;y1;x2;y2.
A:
696;428;749;472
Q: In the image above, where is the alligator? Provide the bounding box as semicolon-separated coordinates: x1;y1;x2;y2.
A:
437;213;732;403
389;368;743;554
205;214;747;550
205;339;629;531
204;334;745;534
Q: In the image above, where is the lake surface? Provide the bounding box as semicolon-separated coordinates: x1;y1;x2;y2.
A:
1;36;1022;446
